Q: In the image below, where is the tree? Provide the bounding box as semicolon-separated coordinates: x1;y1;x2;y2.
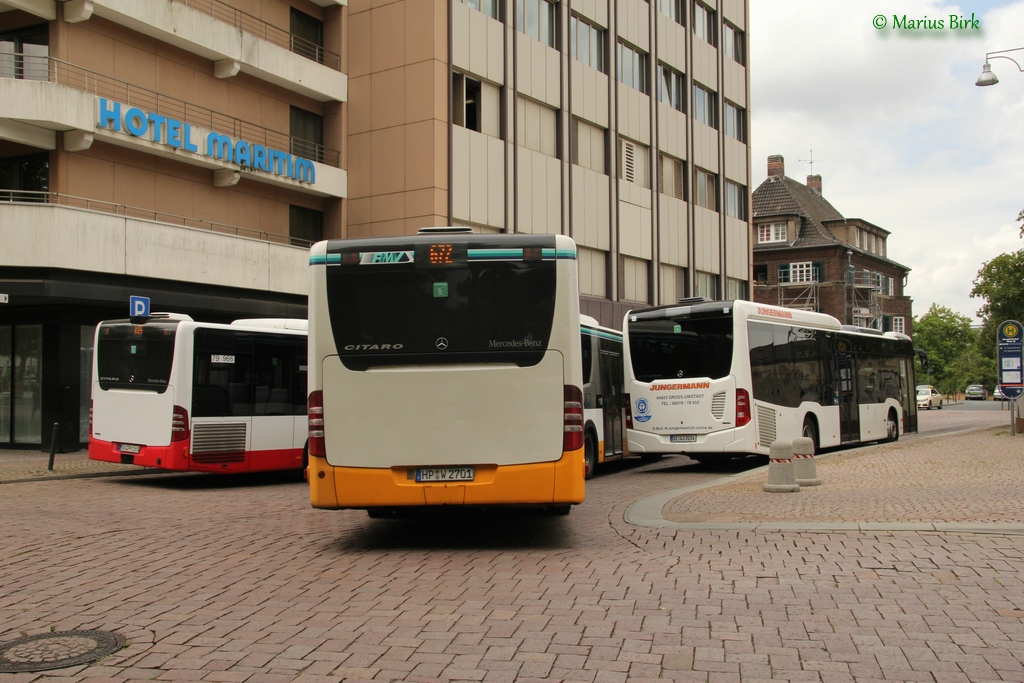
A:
911;304;978;392
971;249;1024;327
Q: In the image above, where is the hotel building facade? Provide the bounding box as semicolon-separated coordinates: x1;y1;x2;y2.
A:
0;0;750;450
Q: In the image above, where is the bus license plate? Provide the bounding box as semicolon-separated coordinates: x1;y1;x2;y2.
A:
416;467;474;483
118;443;142;454
670;435;697;443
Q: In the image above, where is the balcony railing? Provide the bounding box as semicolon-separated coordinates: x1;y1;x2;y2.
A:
0;53;340;168
172;0;341;71
0;190;315;249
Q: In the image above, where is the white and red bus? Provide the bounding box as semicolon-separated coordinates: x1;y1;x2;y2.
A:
306;229;586;516
622;299;918;461
89;314;308;474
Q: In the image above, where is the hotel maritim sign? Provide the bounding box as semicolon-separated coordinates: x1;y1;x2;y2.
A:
97;98;316;185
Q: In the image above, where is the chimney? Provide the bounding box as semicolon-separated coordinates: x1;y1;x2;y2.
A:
767;154;785;178
807;174;822;195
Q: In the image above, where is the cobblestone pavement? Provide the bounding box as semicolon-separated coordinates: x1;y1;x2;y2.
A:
1;423;1023;682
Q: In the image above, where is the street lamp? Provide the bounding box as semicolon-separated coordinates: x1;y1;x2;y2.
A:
976;47;1024;86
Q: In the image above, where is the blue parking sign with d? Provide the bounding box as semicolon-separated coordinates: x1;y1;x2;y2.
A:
130;296;150;317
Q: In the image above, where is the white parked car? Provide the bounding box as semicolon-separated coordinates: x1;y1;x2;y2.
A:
917;386;943;410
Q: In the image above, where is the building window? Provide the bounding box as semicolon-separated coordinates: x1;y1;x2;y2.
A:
854;228;860;248
657;63;685;112
571;118;607;174
290;8;325;64
692;83;716;128
724;180;746;219
888;276;895;295
723;22;745;65
0;324;43;444
0;153;49;201
619;137;649;187
693;167;716;210
658;153;685;200
753;264;768;285
695;271;717;299
570;14;604;71
516;0;557;47
0;25;49;81
516;96;558;157
453;73;500;137
289;205;323;245
757;222;787;243
617;41;648;94
726;277;746;301
460;0;500;19
692;1;716;46
779;261;822;284
723;101;745;142
893;316;905;334
290;106;324;162
658;0;684;25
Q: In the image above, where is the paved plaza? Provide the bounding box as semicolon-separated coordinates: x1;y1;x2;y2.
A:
1;420;1023;682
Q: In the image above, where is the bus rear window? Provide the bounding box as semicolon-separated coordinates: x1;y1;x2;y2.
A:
96;321;177;392
325;237;558;369
627;313;733;382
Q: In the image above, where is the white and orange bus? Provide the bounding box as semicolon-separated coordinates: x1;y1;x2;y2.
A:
622;299;918;462
89;314;308;474
306;229;586;516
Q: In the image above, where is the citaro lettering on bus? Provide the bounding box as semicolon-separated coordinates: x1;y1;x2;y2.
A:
756;306;794;319
343;343;405;351
650;382;711;391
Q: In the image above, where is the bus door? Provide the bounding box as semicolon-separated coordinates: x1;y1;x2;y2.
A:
834;338;859;442
599;343;624;457
899;356;917;433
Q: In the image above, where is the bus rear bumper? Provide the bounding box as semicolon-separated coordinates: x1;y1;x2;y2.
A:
88;438;190;470
308;448;586;510
626;428;752;456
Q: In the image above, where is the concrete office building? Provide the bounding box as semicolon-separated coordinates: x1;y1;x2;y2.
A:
0;0;346;449
348;0;752;325
1;0;751;450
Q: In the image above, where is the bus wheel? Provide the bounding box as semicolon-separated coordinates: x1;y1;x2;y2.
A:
802;417;819;454
886;410;900;442
584;433;598;480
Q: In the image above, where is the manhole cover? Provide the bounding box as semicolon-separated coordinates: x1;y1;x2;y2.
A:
0;630;126;672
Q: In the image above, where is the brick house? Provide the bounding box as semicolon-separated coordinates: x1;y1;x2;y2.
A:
751;155;914;336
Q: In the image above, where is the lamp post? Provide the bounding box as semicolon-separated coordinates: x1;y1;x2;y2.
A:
976;47;1024;86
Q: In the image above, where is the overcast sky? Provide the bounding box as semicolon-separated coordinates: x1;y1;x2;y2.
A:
749;0;1024;325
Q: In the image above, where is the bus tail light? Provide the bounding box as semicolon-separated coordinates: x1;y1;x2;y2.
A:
171;405;190;442
89;400;93;437
624;393;633;429
735;389;751;427
563;385;584;452
308;391;325;457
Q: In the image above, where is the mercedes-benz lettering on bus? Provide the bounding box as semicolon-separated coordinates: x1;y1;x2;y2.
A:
623;299;917;460
307;231;586;515
89;315;308;473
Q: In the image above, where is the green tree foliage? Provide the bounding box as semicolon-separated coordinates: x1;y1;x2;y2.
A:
971;249;1024;327
911;304;978;393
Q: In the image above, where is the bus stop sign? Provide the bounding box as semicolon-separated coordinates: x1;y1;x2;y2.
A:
998;320;1023;399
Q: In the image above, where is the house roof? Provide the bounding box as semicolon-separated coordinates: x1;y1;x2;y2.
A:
752;175;844;250
751;174;910;271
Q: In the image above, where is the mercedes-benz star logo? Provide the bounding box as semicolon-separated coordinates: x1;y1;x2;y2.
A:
435;337;449;350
